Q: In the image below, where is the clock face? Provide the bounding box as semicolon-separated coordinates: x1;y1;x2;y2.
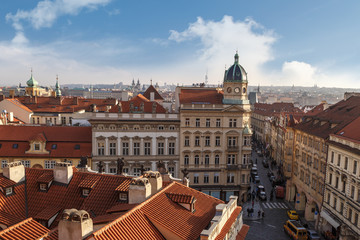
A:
234;87;240;93
227;87;232;93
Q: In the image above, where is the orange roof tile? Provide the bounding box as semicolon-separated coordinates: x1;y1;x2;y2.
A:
109;94;167;113
37;173;54;184
115;178;132;192
166;192;194;204
335;116;360;142
0;175;16;188
215;206;242;240
0;211;22;227
5;99;33;113
30;132;47;142
179;88;223;105
92;213;125;225
78;175;101;189
44;229;58;240
34;205;62;221
106;203;138;214
0;217;49;240
236;224;250;240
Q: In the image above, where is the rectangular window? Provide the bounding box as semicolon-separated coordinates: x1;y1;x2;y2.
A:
97;142;105;155
194;174;199;184
355;213;358;226
227;154;236;165
12;144;18;149
194;155;199;165
348;208;353;221
184;136;190;146
144;142;151;155
204;155;210;166
340;202;344;214
69;117;72;125
40;184;47;191
333;197;337;209
205;136;210;146
215;136;220;146
227;173;234;183
34;143;40;151
229;119;237;128
5;187;13;196
133;142;140;155
122;142;129;155
337;154;341;166
216;119;221;127
119;193;127;201
195;136;200;146
157;142;164;155
61;117;66;125
204;174;209;183
45;160;56;169
206;118;210;127
51;144;57;149
168;142;175;155
227;137;236;147
168;167;175;176
214;173;219;183
331;151;334;163
185;118;190;126
354;161;358;174
345;157;348;170
133;167;141;176
195;118;200;127
21;160;30;168
109;168;116;174
184;155;189;166
351;185;355;198
215;155;220;165
335;176;339;189
329;173;332;185
109;142;116;156
1;160;8;168
243;136;250;146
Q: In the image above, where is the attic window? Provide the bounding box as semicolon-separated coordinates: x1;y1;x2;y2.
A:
39;184;47;191
158;125;164;130
82;189;90;197
5;187;13;196
12;144;18;149
74;144;80;150
119;193;127;201
34;143;40;151
51;144;57;149
169;125;175;130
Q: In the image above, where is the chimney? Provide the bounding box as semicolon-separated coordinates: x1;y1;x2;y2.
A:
3;161;25;183
9;112;13;122
59;209;93;240
128;178;151;204
150;92;155;101
9;90;15;99
73;97;79;105
144;171;162;196
54;162;73;185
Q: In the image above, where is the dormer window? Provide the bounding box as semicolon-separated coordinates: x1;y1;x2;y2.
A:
119;193;127;201
74;144;80;150
82;189;90;197
39;183;47;191
34;143;40;151
5;187;13;196
51;144;57;149
12;144;18;149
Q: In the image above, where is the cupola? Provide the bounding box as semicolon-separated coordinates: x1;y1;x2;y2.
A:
224;52;247;83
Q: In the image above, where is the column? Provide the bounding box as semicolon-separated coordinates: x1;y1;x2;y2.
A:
165;138;169;155
152;138;157;156
129;138;133;155
140;138;144;155
105;138;109;156
104;161;110;173
175;136;179;155
117;137;121;156
152;161;157;171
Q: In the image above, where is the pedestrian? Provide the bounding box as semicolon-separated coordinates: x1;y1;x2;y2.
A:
247;208;250;217
262;211;265;218
252;200;254;208
258;210;261;217
256;158;257;164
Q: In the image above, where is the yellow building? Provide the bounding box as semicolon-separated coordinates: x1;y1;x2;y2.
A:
176;53;252;202
0;125;92;171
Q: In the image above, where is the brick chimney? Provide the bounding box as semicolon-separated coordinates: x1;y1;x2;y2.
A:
59;209;93;240
73;97;79;105
128;178;151;204
3;161;25;183
54;162;73;185
143;171;162;196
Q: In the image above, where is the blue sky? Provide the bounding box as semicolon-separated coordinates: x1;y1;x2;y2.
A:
1;0;359;88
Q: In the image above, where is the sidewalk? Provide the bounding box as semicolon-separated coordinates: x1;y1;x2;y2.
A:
242;200;264;221
287;201;316;230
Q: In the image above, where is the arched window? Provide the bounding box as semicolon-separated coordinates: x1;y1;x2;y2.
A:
205;155;210;166
215;155;220;165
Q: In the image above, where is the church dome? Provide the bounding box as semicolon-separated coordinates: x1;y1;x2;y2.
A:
224;52;247;83
27;74;38;87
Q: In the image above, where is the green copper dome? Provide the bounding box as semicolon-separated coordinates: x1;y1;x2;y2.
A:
224;52;247;83
27;74;38;87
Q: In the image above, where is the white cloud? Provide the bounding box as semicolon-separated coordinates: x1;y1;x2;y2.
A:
6;0;111;43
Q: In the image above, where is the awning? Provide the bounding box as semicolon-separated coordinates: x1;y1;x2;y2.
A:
320;210;340;228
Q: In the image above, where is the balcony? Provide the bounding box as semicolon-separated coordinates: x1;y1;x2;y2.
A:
227;164;239;170
241;164;251;169
227;146;239;152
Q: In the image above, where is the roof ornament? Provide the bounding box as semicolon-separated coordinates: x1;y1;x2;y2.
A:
116;157;124;175
181;168;189;178
97;161;104;173
140;164;146;175
78;156;88;168
234;50;239;64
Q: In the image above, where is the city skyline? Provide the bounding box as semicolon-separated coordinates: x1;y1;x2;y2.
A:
1;0;360;89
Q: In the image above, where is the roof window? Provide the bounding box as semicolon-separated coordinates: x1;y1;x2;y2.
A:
51;144;57;149
74;144;80;150
5;187;13;196
82;189;90;197
12;144;18;149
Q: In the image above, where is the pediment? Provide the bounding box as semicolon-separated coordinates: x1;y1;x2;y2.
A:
222;105;245;113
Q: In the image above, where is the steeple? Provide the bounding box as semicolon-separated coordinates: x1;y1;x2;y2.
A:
26;68;39;87
55;75;62;97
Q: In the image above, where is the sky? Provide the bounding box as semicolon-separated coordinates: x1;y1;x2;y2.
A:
1;0;360;88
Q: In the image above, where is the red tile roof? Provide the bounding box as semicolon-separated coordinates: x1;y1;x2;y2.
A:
236;224;250;240
0;211;22;227
179;88;224;105
295;96;360;139
92;212;125;225
166;192;194;204
106;203;138;214
44;229;58;240
115;178;132;192
142;85;164;101
334;116;360;142
109;94;167;113
34;205;62;221
0;175;16;188
0;125;91;158
254;102;304;117
215;206;242;240
37;173;54;184
78;175;101;189
0;217;49;240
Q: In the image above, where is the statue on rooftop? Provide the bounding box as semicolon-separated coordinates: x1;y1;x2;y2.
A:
97;161;104;173
117;157;124;175
181;168;189;178
140;164;146;175
157;160;167;174
78;156;88;168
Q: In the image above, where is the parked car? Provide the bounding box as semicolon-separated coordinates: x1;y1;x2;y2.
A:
307;230;320;240
259;191;267;201
254;175;260;183
251;167;258;177
257;185;265;195
287;210;299;220
262;160;269;168
269;175;276;183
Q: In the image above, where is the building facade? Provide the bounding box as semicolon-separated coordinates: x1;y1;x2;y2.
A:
177;53;252;202
90;94;180;177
